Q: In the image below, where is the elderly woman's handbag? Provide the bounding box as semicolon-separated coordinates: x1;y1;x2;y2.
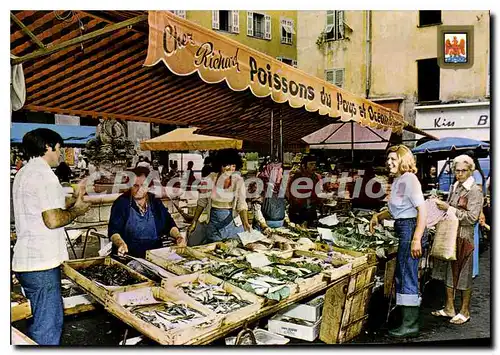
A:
430;213;459;261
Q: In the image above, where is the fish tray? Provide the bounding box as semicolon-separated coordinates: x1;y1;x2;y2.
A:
254;259;327;293
104;286;222;345
191;241;251;263
292;250;354;282
146;246;227;275
62;256;154;304
161;272;264;326
314;243;374;267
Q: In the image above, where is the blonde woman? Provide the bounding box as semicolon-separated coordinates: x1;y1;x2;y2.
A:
370;145;427;338
431;155;483;325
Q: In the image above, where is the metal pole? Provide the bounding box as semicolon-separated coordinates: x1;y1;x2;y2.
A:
280;118;283;163
351;121;355;166
270;110;274;159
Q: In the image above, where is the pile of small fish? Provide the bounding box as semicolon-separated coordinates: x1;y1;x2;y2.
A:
177;258;226;273
61;279;86;298
228;270;291;301
127;302;205;331
79;264;141;286
178;281;252;314
257;261;321;283
210;245;249;261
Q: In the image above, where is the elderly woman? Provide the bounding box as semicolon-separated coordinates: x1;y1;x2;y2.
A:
370;145;427;338
187;149;251;244
431;155;484;325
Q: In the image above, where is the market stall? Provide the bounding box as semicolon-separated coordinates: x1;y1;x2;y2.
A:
11;10;438;346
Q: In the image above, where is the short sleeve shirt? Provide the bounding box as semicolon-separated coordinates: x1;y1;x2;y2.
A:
388;172;425;219
12;157;68;272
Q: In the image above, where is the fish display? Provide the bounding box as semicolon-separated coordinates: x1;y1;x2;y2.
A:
127;302;206;331
211;264;292;301
208;245;250;261
79;264;141;286
61;279;86;298
177;257;227;273
256;257;322;283
178;281;252;314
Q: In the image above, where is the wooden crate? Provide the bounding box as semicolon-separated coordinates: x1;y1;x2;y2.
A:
146;246;223;275
62;256;155;304
314;242;376;267
190;241;250;263
319;262;378;344
104;286;222;345
11;326;37;345
161;272;264;325
11;292;31;322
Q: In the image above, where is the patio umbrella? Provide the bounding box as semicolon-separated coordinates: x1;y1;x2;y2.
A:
412;137;490;159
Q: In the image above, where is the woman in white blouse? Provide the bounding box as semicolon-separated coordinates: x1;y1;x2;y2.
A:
370;145;427;338
187;149;251;244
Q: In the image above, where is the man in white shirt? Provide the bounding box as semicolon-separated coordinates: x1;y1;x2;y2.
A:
13;129;91;345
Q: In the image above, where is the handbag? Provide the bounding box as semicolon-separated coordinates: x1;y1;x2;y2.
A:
430;215;459;261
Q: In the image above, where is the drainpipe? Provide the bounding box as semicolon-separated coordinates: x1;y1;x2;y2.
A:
365;10;372;99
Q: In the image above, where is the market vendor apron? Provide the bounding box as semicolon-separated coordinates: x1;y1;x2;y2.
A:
203;208;244;244
394;218;428;306
123;204;162;258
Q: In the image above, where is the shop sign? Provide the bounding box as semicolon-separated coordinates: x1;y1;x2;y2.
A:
416;104;490;130
144;11;406;134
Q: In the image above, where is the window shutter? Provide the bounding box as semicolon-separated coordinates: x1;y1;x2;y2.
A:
334;69;345;87
338;11;344;39
247;11;254;36
292;60;298;68
232;10;239;33
174;10;186;19
264;14;272;40
325;70;334;83
280;18;286;43
212;10;220;30
487;55;490;97
326;10;334;25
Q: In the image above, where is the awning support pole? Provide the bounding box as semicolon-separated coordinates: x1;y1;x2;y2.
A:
351;121;355;166
11;14;148;65
270;110;274;159
280;118;283;163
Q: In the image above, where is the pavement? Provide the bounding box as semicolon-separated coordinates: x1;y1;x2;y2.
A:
12;239;491;346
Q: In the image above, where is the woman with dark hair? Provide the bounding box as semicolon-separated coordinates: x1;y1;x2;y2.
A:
187;149;251;244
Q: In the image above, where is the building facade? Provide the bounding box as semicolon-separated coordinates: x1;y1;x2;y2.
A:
297;10;490;143
172;10;298;66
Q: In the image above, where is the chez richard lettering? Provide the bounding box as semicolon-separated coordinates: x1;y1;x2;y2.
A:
163;25;195;55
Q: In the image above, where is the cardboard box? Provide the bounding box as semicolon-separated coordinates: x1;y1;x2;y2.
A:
268;314;322;342
281;295;324;322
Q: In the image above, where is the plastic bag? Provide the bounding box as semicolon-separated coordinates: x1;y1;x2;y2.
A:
430;214;459;261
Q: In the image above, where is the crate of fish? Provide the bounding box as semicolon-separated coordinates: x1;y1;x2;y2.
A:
288;251;354;282
192;241;252;263
314;243;373;268
146;246;228;275
243;238;295;259
210;264;297;302
161;272;263;325
62;256;154;304
255;256;327;293
104;286;222;345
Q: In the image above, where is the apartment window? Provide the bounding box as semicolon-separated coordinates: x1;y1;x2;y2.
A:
325;10;344;41
277;57;297;67
170;10;186;19
247;12;271;40
419;11;442;27
212;11;239;33
280;18;295;45
417;58;440;102
325;68;344;88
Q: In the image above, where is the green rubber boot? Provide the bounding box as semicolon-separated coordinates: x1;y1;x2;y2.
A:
388;306;420;338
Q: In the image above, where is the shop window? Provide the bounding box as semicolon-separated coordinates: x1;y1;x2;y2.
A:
325;68;344;88
247;12;271;40
280;18;295;45
325;10;344;41
417;58;440;102
418;11;441;27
